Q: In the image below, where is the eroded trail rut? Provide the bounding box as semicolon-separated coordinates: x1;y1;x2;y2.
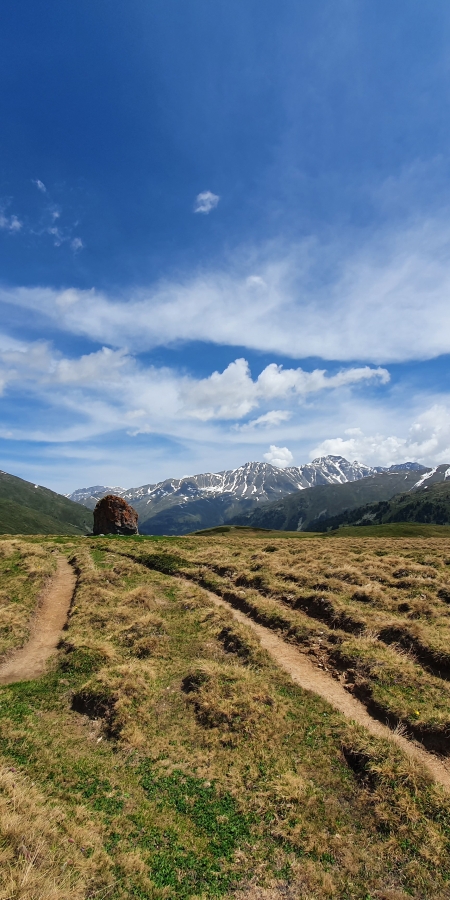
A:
204;587;450;792
0;555;76;685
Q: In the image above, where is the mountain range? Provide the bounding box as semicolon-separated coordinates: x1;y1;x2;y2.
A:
68;456;426;535
230;464;450;532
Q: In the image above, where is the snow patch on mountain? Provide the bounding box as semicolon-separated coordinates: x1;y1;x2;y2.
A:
69;455;425;514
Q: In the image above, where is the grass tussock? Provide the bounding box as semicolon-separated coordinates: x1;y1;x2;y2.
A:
182;660;277;736
120;533;450;750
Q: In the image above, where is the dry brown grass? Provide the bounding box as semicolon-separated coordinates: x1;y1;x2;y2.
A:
121;534;450;746
0;763;112;899
2;535;450;898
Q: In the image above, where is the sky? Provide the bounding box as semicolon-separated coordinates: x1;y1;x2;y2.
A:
2;0;450;492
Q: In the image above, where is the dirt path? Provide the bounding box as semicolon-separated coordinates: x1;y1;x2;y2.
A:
205;588;450;793
0;555;76;685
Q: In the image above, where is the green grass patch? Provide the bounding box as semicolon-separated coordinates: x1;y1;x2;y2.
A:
328;522;450;538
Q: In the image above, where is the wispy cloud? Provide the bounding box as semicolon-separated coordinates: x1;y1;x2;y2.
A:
1;182;84;251
6;214;450;361
194;191;220;214
236;410;292;431
0;213;22;233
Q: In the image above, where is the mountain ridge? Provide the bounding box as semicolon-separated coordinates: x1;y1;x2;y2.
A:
230;465;450;533
0;470;94;535
303;471;450;531
68;456;426;535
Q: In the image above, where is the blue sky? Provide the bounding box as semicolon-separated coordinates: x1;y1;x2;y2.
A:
2;0;450;491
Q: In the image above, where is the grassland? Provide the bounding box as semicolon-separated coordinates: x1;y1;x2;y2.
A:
2;531;450;898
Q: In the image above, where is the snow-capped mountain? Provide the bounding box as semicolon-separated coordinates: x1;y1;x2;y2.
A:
69;456;377;509
68;456;425;535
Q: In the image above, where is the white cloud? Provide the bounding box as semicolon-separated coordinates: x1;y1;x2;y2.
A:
33;179;47;193
71;237;84;252
311;405;450;467
2;334;450;482
47;226;63;246
264;445;294;468
0;214;22;233
193;191;220;214
181;358;388;421
6;215;450;362
0;338;389;443
236;410;292;431
246;275;267;288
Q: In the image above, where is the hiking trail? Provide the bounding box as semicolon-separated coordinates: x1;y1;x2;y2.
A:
0;555;76;685
204;587;450;792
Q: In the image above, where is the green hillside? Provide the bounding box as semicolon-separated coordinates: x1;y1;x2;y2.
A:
230;470;422;532
0;470;93;534
308;480;450;533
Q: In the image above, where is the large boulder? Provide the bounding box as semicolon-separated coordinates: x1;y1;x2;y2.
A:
93;494;138;536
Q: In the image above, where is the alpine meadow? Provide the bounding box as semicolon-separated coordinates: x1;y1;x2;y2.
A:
3;528;450;899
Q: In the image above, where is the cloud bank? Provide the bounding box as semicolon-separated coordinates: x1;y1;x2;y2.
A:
312;405;450;468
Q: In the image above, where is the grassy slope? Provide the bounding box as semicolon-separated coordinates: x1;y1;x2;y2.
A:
1;534;450;897
229;471;422;532
310;481;450;533
0;471;93;534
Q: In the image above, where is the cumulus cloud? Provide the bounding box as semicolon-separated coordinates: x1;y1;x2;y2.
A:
33;179;47;193
181;358;388;420
311;406;450;467
193;191;220;214
1;332;449;474
264;445;294;468
71;237;84;252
